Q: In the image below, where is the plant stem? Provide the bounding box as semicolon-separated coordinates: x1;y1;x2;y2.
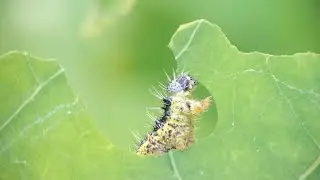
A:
168;151;182;180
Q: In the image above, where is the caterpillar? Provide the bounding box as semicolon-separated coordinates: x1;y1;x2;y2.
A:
135;71;211;156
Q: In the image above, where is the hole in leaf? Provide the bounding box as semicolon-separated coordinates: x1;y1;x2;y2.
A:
193;82;218;138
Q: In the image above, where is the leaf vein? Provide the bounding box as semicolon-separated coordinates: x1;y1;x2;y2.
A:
175;20;204;60
168;151;183;180
0;69;64;133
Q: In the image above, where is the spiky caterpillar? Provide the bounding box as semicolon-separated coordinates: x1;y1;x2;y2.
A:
136;72;211;156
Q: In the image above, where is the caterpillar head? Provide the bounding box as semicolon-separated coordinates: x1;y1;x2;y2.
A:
167;73;197;93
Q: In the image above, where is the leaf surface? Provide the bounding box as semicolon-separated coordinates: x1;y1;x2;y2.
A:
0;51;173;180
169;19;320;180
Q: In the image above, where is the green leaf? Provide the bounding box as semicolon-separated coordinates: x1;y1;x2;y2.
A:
2;18;320;180
0;51;175;180
169;19;320;179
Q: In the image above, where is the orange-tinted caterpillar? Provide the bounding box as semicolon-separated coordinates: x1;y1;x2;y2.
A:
135;71;211;156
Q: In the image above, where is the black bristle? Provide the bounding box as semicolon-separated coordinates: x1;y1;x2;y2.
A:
164;110;171;116
148;96;173;133
153;120;163;131
162;97;172;106
160;115;167;122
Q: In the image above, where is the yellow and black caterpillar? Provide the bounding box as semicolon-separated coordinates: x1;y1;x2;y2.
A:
135;72;211;156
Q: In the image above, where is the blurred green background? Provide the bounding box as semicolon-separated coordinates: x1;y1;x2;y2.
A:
1;0;319;149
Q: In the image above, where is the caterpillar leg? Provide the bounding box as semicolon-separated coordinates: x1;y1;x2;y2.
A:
201;96;212;110
190;96;212;115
